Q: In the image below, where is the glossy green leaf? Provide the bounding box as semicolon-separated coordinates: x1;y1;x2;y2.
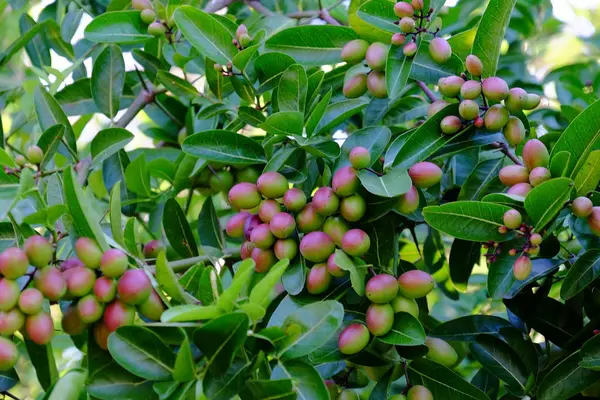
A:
316;98;370;135
491;257;563;300
334;249;366;296
410;44;465;84
537;351;600;400
471;369;499;400
19;14;51;69
458;158;504;200
259;111;304;136
84;11;153;44
163;198;198;258
432;315;514;342
34;86;76;153
161;304;223;323
92;45;125;118
217;259;255;312
242;379;296;400
249;259;290;311
282;256;306;296
278;64;307;113
125;154;151;197
156;251;191;305
36;125;65;168
25;341;58;391
379;312;426;346
204;360;253;400
524;178;573;231
449;239;481;292
0;19;52;67
580;334;600;370
183;130;266;166
109;183;124;247
46;368;87;400
91;128;134;169
358;167;412;198
550;151;571;178
561;249;600;299
197;198;224;251
271;360;329;400
173;337;195;382
156;70;198;104
386;40;419;98
574;150;600;196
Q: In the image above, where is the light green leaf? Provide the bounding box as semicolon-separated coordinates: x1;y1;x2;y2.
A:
155;251;190;304
163;198;198;258
379;312;426;346
34;86;76;153
259;112;304;136
249;259;290;311
316;98;370;135
524;178;573;231
271;360;329;400
334;249;366;296
278;64;307;113
358;167;412;198
84;11;153;44
109;183;124;247
574;150;600;196
182;130;266;166
125;154;151;197
91;128;134;169
92;45;125;118
161;305;223;323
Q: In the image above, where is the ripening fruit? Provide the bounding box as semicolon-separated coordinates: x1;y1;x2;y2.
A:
407;386;433;400
438;76;464;98
137;289;165;321
338;323;370;355
103;300;136;332
26;145;44;164
397;270;435;298
482;77;509;102
323;216;350;247
228;183;262;210
588;207;600;236
117;269;151;305
391;33;407;46
367;71;387;98
440;115;462;135
503;209;522;229
0;337;19;371
429;37;452;64
94;276;117;303
300;231;335;262
391;294;419;318
65;267;96;297
340;194;366;222
474;116;484;128
226;212;251;238
507;182;532;197
366;303;394;336
240;241;255;260
499;165;529;186
296;204;325;233
460;80;481;100
60;258;84;272
143;240;164;258
132;0;152;10
244;214;262;239
270;212;296;239
412;0;424;10
505;88;527;113
257;172;288;199
251;248;277;273
313;187;340;216
274;238;298;260
484;104;509;131
61;305;87;336
523;93;541;110
427;100;449;118
306;263;332;295
15;155;26;167
465;54;483;76
100;248;128;278
140;8;156;24
77;294;104;324
332;166;360;197
209;170;234;192
425;337;459;367
148;21;166;37
408;162;442;188
403;42;418;57
390;395;408;400
343;74;368;98
342;229;371;257
513;255;532;280
327;253;348;278
0;309;25;336
250;223;276;249
94;322;110;350
75;237;103;269
0;279;19;312
503;116;526;146
530;233;543;246
350;147;371;169
0;247;29;279
397;186;420;214
365;274;399;304
394;1;414;17
365;42;388;71
236;24;251;47
283;188;307;212
24;236;53;268
571;197;593;218
341;39;369;65
399;17;416;34
522;139;550;170
234;166;260;183
25;312;54;345
529;167;551;187
34;267;66;301
458;100;479;121
18;288;43;315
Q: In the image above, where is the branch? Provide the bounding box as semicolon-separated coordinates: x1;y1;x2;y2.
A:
319;8;342;25
416;80;437;103
168;248;241;273
246;1;276;16
114;83;164;129
204;0;237;12
491;141;523;166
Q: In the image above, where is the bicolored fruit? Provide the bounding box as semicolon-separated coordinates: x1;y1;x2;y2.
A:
407;385;433;400
507;182;532;197
503;209;522;229
325;381;339;400
341;39;369;65
26;145;44;164
251;248;277;273
75;237;103;269
24;235;53;268
394;1;414;17
148;21;166;37
397;186;420;214
474;116;484;128
367;71;387;98
427;100;449;117
137;289;165;321
300;231;335;262
65;267;96;297
240;241;255;260
571;197;593;218
429;37;452;64
250;223;275;249
338;323;370;355
0;336;19;371
366;303;394;336
530;233;543;246
34;267;66;301
425;337;458;367
465;54;483;76
62;305;87;335
306;263;332;295
340;194;366;222
460;80;481;100
505;87;527;113
412;0;424;9
140;8;156;24
459;99;479;120
482;77;509;102
409;162;442;188
332;166;360;197
103;300;136;332
499;165;529;186
365;42;388;71
440;115;462;135
342;229;371;257
399;17;416;33
296;204;325;233
522;139;549;170
100;248;128;278
349;147;371;169
18;288;43;315
327;253;348;278
0;247;29;279
132;0;152;10
283;188;307;212
503;116;526;146
438;76;464;98
94;276;117;303
403;42;417;57
529;167;551;187
523;93;541;110
236;24;249;40
257;172;288;199
513;255;532;280
15;155;26;167
0;279;19;312
0;309;25;336
484;104;509;131
234;166;260;184
398;270;434;298
77;294;104;324
143;240;164;258
209;170;234;192
313;187;340;216
274;239;298;260
270;212;296;239
25;312;54;345
323;216;350;247
226;212;251;238
588;207;600;236
60;258;84;272
244;214;262;239
117;269;151;305
391;33;407;46
343;74;368;98
391;294;419;318
228;183;262;210
94;322;110;350
365;274;399;304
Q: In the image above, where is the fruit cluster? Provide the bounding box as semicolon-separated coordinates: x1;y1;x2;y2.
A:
132;0;171;38
3;145;46;178
570;196;600;237
498;139;550;196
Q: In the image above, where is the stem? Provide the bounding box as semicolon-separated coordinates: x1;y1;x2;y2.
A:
416;80;437;103
246;1;275;15
114;85;164;129
491;141;523;166
204;0;237;12
319;8;342;25
168;248;241;273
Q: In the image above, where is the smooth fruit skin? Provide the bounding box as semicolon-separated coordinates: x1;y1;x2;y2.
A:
300;231;335;262
226;212;251;238
425;337;459;367
25;312;54;345
0;336;19;371
229;183;262;210
499;165;529;186
338;323;370;355
529;167;551;187
143;240;164;258
484;104;509;131
323;216;350;247
438;76;464;98
100;248;128;278
283;188;307;212
343;74;368;98
75;237;103;269
523;93;541;110
503;116;526;146
94;276;117;303
235;166;260;184
458;100;479;121
94;322;110;350
60;258;84;273
34;267;66;301
137;289;165;321
349;147;371;169
270;212;296;239
296;204;325;233
274;239;298;260
65;267;96;297
103;300;136;332
342;229;371;257
244;214;262;239
407;385;433;400
572;197;593;218
399;17;416;33
0;309;25;336
412;0;424;9
440;115;462;135
503;209;522;229
367;71;387;98
257;172;288;199
0;279;19;311
340;194;366;222
394;2;414;17
460;80;481;100
209;170;234;193
251;248;276;273
466;54;483;76
482;77;509;102
505;87;527;113
306;263;332;295
26;145;44;164
327;253;348;278
312;187;340;216
132;0;152;10
250;223;275;249
18;288;43;315
409;162;442;189
397;186;420;214
429;37;452;64
522;139;550;170
15;155;26;167
341;39;369;65
588;207;600;236
366;274;399;304
427;100;449;118
140;8;156;24
332;166;360;197
257;199;285;225
403;42;417;57
77;294;104;324
513;256;532;280
366;303;394;336
24;236;53;268
0;247;29;279
148;21;166;37
117;269;151;305
365;42;388;71
397;270;435;298
507;182;533;197
391;33;407;46
391;294;419;318
240;241;255;260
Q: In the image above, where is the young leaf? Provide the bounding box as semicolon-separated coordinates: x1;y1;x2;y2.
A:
163;198;198;258
524;178;573;231
92;45;125;119
334;249;366;296
155;251;191;304
249;259;290;310
161;305;223;323
84;11;153;44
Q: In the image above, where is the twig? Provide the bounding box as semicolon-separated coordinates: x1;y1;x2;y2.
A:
115;85;157;129
2;392;21;400
319;8;342;25
491;141;523;166
168;248;241;272
416;80;437;103
246;0;276;15
204;0;237;12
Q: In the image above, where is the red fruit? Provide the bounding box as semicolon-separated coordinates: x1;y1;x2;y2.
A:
366;303;394;336
103;300;135;332
338;323;370;355
460;80;481;100
484;104;509;131
327;253;348;278
257;172;289;199
394;1;414;18
296;204;325;233
251;248;276;273
366;71;387;98
403;41;417;57
0;337;19;371
427;100;449;118
342;229;371;257
0;309;25;336
522;139;550;170
250;223;276;249
74;237;103;269
530;233;543;246
100;248;128;278
34;267;66;301
137;289;165;321
323;216;350;247
399;17;416;34
505;88;527;113
306;263;332;295
228;182;262;210
503;116;526;146
343;74;368;99
332;166;360;197
61;305;87;336
438;76;464;98
25;312;54;345
18;288;43;315
397;270;435;298
258;200;281;223
0;247;29;279
473;116;484;128
440;115;462;135
0;279;19;311
23;236;53;268
226;212;251;238
94;276;117;303
65;267;96;297
243;214;262;240
588;207;600;236
459;99;480;121
283;188;307;212
507;182;533;197
270;212;296;239
397;186;420;214
499;165;530;186
572;197;593;218
391;33;407;46
117;269;151;305
94;322;110;350
409;162;442;188
300;231;336;262
513;256;532;280
366;274;399;303
312;187;340;216
143;240;164;258
408;385;433;400
274;239;298;260
240;241;255;260
77;294;104;323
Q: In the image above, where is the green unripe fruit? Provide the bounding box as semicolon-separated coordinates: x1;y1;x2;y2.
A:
26;145;44;164
343;74;368;98
503;116;526;146
412;0;424;9
274;239;298;260
75;237;103;269
270;212;296;239
327;253;348;278
143;240;164;258
240;241;255;260
148;21;166;37
117;269;151;305
465;54;483;76
65;267;96;297
257;172;288;199
226;212;251;238
505;87;527;113
296;204;324;233
349;147;371;169
94;322;110;350
313;187;340;216
342;229;371;257
523;93;541;110
100;248;128;278
300;231;335;262
391;33;407;46
94;276;117;303
440;115;462;135
365;274;399;303
429;37;452;64
513;255;532;280
399;17;416;33
18;288;43;315
323;216;350;247
425;337;459;367
572;197;593;218
34;267;66;301
341;39;369;65
438;76;464;98
398;270;435;298
427;100;449;118
390;395;408;400
499;165;529;186
588;207;600;236
77;294;104;324
507;182;532;197
0;336;19;371
0;247;29;279
0;309;25;336
391;294;419;318
258;200;281;223
503;209;522;229
367;71;387;98
132;0;152;10
403;42;417;57
228;183;262;210
250;223;276;249
365;42;388;71
522;139;549;170
460;80;481;99
15;155;26;166
25;312;54;345
251;248;276;273
103;300;136;332
340;194;366;222
338;323;370;355
23;236;53;268
140;8;156;24
332;166;360;197
484;104;509;131
234;166;260;183
408;161;442;188
407;385;433;400
529;167;551;187
397;185;420;214
458;100;479;121
0;279;19;311
482;76;509;102
137;289;165;321
209;170;234;192
283;188;307;212
366;303;394;336
394;2;414;17
306;263;332;295
236;24;248;39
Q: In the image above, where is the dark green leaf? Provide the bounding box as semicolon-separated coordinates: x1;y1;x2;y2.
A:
182;130;266;166
449;239;481;292
25;341;58;391
379;312;426;346
91;128;134;169
580;334;600;370
524;178;573;231
259;112;304;136
574;150;600;196
561;249;600;299
163;198;198;258
316;98;370;135
432;315;514;342
92;45;125;118
197;198;224;251
34;86;76;153
537;351;600;400
278;64;308;113
271;360;329;400
334;250;366;296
